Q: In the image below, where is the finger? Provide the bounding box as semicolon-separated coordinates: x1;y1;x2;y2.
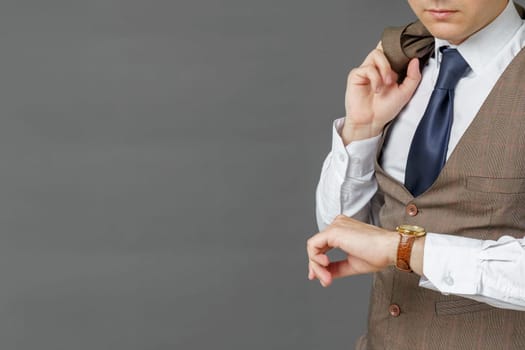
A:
328;256;379;278
310;260;333;287
352;65;384;93
311;253;330;267
362;48;396;86
308;259;328;280
306;233;330;258
399;58;422;98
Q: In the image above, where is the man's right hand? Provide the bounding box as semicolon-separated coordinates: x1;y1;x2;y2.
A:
342;44;422;145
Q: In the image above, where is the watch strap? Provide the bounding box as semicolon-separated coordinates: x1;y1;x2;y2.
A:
396;234;416;272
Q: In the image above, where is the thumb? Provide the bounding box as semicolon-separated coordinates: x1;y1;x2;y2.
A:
398;58;422;99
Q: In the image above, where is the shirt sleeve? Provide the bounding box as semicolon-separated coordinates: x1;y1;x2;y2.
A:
315;118;381;230
420;233;525;311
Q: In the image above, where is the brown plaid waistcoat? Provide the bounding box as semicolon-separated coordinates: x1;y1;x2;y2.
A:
357;16;525;350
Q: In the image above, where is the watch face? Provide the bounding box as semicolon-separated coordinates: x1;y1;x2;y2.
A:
396;224;426;236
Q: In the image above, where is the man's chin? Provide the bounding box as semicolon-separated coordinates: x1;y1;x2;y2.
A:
425;25;469;45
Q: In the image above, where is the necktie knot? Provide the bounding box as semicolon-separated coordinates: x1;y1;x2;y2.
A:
436;48;470;90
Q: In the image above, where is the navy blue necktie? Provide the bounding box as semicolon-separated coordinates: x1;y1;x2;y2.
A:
404;48;470;197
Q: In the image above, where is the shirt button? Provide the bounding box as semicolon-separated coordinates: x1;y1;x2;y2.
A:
443;273;454;286
338;153;346;162
406;203;418;217
389;303;401;317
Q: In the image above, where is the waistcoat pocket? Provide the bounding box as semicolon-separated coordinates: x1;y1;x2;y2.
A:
466;176;525;194
435;298;494;316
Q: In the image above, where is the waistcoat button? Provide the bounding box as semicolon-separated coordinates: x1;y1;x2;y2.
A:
406;203;418;216
389;303;401;317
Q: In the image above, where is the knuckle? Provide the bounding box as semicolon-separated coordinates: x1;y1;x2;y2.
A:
347;68;357;80
362;65;378;76
306;237;313;247
366;49;381;62
374;47;386;57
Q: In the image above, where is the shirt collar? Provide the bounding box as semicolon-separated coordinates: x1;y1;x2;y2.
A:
434;0;523;75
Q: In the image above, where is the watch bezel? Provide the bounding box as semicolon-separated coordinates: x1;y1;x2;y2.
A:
396;224;426;237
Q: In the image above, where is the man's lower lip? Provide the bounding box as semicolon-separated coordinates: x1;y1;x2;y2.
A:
428;10;457;19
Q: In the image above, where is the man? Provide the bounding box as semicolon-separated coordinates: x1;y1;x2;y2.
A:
307;1;525;349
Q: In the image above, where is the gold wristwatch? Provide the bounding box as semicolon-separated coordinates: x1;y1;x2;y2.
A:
395;225;426;272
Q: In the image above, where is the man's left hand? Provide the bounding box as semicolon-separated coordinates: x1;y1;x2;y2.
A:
306;215;399;287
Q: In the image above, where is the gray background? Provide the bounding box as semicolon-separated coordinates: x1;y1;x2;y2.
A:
0;1;418;349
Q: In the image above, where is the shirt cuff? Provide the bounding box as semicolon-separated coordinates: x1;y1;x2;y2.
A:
421;233;483;295
332;118;381;178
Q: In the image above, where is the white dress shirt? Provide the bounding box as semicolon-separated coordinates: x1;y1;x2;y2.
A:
316;0;525;311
